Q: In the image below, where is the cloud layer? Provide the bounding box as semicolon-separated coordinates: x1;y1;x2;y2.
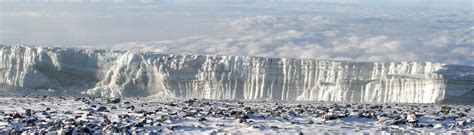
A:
109;14;473;65
1;1;473;65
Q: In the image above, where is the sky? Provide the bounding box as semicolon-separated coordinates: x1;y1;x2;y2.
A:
0;0;473;65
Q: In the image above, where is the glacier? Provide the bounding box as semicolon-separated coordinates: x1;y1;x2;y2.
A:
0;45;473;104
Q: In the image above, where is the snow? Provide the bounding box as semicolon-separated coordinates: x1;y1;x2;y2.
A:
0;45;473;103
0;97;472;134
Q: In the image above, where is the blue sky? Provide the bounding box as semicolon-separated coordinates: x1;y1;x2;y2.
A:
0;0;473;64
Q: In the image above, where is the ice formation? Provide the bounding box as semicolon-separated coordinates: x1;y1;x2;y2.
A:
0;45;473;103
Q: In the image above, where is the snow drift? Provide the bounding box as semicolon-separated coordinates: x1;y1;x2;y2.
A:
0;45;473;103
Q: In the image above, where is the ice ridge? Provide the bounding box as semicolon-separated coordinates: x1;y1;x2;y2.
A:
1;45;473;103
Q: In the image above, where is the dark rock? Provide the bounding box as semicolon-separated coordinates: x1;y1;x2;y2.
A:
239;118;247;123
12;113;23;119
76;126;93;133
25;117;38;127
135;122;144;127
184;98;197;104
108;98;121;104
102;116;112;126
244;107;252;112
126;106;135;111
24;109;32;116
457;112;467;117
323;113;337;121
96;106;108;112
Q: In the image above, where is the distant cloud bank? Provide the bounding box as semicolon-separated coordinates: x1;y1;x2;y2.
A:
1;1;473;64
110;15;473;65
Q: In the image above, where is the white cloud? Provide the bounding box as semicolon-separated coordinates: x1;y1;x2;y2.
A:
0;11;73;18
2;1;473;65
102;14;473;65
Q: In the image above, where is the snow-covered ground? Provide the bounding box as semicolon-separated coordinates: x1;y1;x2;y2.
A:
0;96;472;134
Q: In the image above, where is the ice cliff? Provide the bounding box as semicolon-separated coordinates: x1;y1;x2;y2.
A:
1;45;473;103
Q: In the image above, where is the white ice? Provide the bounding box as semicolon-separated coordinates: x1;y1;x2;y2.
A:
0;45;473;103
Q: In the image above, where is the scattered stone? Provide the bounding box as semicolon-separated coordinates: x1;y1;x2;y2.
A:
406;113;418;124
323;112;337;121
0;97;472;133
433;124;445;129
12;112;24;119
108;98;121;104
96;106;108;112
102;116;112;126
24;109;32;116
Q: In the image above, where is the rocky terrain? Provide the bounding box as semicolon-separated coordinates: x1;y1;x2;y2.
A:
0;96;472;134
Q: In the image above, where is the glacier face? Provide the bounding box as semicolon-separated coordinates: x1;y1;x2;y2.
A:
0;45;473;103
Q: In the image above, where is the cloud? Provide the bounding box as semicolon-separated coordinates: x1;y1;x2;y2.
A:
0;11;73;18
103;14;473;65
2;1;473;65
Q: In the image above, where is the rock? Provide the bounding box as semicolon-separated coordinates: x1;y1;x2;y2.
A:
184;98;197;104
252;125;261;129
239;117;247;123
377;116;389;123
24;109;32;116
39;129;47;135
440;106;451;114
76;126;93;133
457;112;467;117
244;107;252;113
8;128;19;135
433;123;445;129
308;120;315;124
96;106;108;112
434;115;447;121
323;112;337;121
384;119;406;126
41;111;50;116
12;113;23;119
25;117;38;127
289;111;297;117
108;98;121;104
135;122;144;128
406;113;418;123
456;120;468;127
127;106;135;111
426;124;434;128
464;108;471;113
102;116;112;126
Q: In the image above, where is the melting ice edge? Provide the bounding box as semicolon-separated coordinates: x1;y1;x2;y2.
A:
0;45;473;104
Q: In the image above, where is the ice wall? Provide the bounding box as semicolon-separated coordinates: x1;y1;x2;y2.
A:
0;46;473;103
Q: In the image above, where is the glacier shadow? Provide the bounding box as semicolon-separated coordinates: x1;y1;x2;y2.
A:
437;65;474;104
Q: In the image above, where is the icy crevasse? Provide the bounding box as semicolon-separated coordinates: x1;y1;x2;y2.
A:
0;46;473;103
